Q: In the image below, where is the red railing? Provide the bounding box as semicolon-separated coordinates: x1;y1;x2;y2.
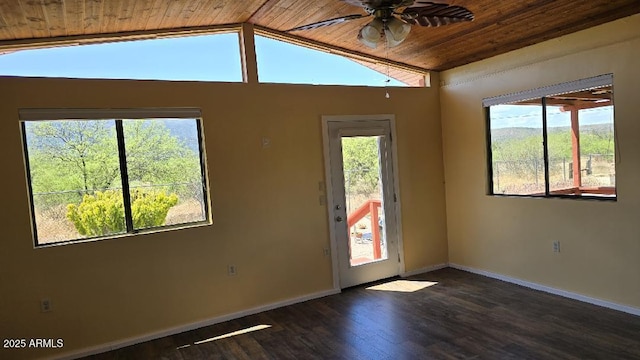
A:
347;199;382;260
548;186;616;196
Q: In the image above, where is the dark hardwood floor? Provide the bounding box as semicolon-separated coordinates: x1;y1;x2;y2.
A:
83;268;640;359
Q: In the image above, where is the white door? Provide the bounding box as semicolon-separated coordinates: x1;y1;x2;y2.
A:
323;116;402;289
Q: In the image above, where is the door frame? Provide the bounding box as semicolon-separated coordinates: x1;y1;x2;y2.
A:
321;114;405;290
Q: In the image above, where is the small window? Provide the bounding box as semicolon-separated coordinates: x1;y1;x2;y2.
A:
0;32;243;82
21;109;210;246
485;74;616;199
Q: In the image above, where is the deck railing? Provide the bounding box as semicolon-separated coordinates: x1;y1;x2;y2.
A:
347;199;382;260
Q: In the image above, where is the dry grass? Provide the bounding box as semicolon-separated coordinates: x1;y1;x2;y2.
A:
35;205;82;244
165;199;205;225
494;158;615;194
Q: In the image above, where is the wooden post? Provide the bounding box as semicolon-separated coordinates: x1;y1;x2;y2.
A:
571;107;581;188
370;201;381;260
240;23;259;84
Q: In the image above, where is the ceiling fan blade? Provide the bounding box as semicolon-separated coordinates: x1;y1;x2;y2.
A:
286;14;369;32
400;2;474;27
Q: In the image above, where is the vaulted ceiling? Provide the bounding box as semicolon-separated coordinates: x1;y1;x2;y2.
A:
1;0;639;72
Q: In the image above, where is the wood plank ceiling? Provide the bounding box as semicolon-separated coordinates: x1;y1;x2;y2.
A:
0;0;639;72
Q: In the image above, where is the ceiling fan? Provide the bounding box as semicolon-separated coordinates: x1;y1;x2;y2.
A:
287;0;474;49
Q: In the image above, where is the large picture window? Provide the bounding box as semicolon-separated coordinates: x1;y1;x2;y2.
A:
485;74;616;199
21;108;210;246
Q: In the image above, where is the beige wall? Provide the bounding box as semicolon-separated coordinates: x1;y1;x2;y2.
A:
441;14;640;309
0;77;447;359
6;13;640;360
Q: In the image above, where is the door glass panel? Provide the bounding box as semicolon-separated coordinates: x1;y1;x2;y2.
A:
341;136;388;267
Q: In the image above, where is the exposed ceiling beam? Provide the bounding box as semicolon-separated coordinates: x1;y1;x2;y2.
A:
0;24;242;52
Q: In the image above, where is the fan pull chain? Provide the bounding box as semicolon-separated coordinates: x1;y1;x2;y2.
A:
385;42;391;99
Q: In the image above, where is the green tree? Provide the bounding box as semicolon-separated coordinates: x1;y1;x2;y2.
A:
123;120;200;186
341;137;380;196
26;120;201;196
27;120;120;195
122;120;204;209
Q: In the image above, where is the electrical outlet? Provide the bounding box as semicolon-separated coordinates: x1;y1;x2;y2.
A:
323;247;330;257
553;240;561;253
228;264;237;276
40;298;52;312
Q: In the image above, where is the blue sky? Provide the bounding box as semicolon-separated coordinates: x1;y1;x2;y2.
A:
0;32;405;87
490;104;614;129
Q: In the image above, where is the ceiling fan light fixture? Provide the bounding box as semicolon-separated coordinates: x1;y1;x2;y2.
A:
384;17;411;47
358;18;384;48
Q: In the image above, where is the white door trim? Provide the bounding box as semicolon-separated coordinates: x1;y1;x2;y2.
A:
321;114;405;290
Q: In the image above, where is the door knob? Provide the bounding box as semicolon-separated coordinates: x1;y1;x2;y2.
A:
335;216;343;222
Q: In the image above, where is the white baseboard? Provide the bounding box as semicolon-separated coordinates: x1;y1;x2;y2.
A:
400;263;449;277
52;288;340;360
450;263;640;317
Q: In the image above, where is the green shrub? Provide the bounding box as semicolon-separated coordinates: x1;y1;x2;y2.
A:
66;191;124;236
130;189;178;229
67;189;178;236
